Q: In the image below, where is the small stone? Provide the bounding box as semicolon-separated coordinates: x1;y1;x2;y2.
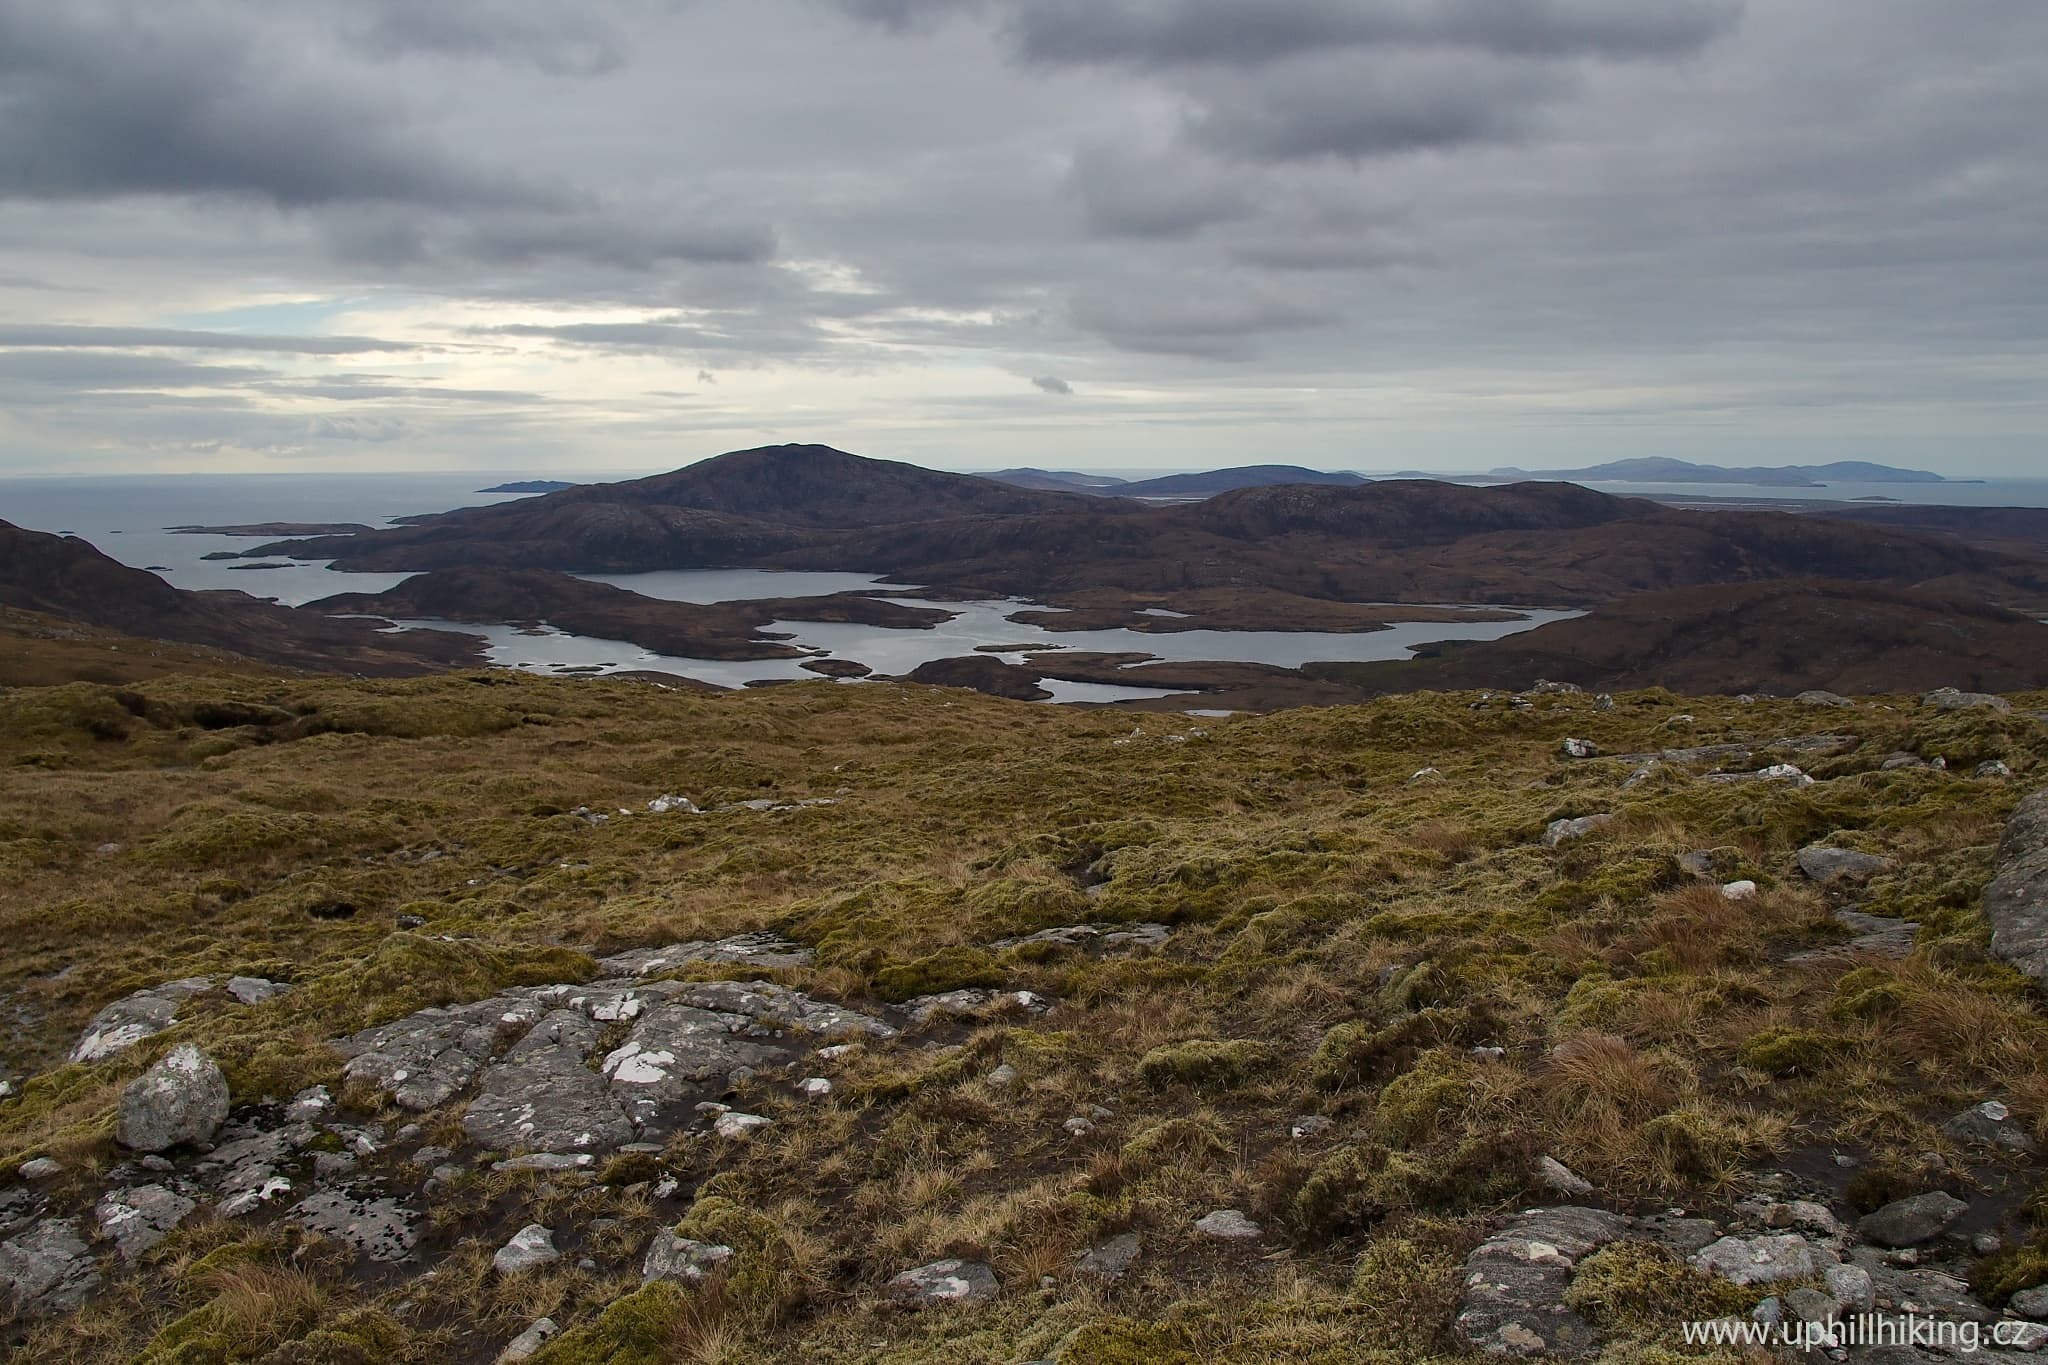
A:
1534;1155;1594;1197
117;1044;230;1153
1289;1115;1334;1140
1676;850;1717;879
1062;1117;1094;1137
284;1085;333;1123
1825;1264;1874;1313
1407;767;1442;784
497;1316;560;1363
493;1224;560;1276
1977;760;2014;779
1194;1209;1261;1240
412;1146;454;1168
1471;1045;1507;1060
1721;880;1759;900
1973;1232;2004;1256
17;1158;60;1181
2006;1323;2048;1352
1075;1233;1140;1281
885;1258;1000;1308
312;1152;357;1181
1784;1286;1838;1324
1561;738;1598;759
711;1112;771;1140
1941;1099;2038;1153
2010;1286;2048;1319
1752;1296;1784;1325
1594;694;1615;711
493;1153;595;1173
225;976;288;1006
1543;814;1614;847
986;1064;1020;1088
1798;691;1855;708
1856;1192;1968;1248
797;1078;833;1100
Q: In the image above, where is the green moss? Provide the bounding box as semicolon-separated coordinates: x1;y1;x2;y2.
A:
1135;1038;1275;1090
529;1281;692;1365
1563;1242;1758;1338
1310;1009;1467;1091
1831;967;1907;1020
1056;1319;1204;1365
312;933;595;1026
1374;1051;1475;1146
1736;1027;1839;1077
265;1309;408;1365
1969;1244;2048;1306
1119;1116;1228;1176
871;945;1007;1002
671;1194;807;1326
1289;1143;1392;1242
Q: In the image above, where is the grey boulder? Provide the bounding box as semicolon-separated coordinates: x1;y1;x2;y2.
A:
642;1233;734;1285
885;1258;999;1308
1986;790;2048;982
116;1044;230;1153
493;1224;561;1276
1543;815;1614;848
1855;1192;1967;1248
69;977;213;1064
1796;846;1893;885
0;1218;100;1317
1923;688;2011;712
1692;1233;1829;1286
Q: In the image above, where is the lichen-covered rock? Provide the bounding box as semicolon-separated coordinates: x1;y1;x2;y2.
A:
293;1191;418;1262
885;1258;999;1308
336;996;547;1112
116;1044;229;1152
1193;1209;1261;1240
1075;1233;1140;1281
69;977;213;1064
596;933;813;978
1855;1192;1967;1248
642;1233;734;1285
1987;790;2048;982
225;976;289;1006
1692;1233;1828;1286
95;1184;196;1260
498;1317;560;1363
1454;1207;1628;1357
462;1010;635;1154
0;1218;99;1318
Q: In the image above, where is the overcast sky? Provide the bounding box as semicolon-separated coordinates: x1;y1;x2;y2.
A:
2;0;2043;477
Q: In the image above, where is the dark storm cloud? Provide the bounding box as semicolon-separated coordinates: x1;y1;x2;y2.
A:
1000;0;1742;68
0;325;419;355
0;2;538;209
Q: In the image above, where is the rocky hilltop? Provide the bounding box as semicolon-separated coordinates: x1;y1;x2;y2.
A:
2;650;2047;1360
246;447;2048;611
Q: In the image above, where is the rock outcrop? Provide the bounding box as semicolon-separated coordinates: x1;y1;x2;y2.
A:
1987;789;2048;981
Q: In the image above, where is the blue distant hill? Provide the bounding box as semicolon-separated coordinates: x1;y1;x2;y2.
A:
479;480;579;494
1485;457;1948;487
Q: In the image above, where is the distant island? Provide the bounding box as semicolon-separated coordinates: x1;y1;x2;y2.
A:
479;479;579;494
1483;457;1953;487
982;464;1369;498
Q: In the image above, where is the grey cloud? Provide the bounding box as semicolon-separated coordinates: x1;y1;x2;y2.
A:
0;350;275;390
1003;0;1741;69
1187;52;1565;161
1031;375;1074;394
0;324;418;355
1066;145;1252;238
338;0;628;76
1071;289;1341;359
480;317;822;354
310;415;409;442
0;2;539;209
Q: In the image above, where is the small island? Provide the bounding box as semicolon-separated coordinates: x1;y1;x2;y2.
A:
479;480;578;494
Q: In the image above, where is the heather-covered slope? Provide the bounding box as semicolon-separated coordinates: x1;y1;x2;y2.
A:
3;666;2047;1360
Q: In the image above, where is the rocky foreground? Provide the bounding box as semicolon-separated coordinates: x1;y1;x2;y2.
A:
2;672;2047;1361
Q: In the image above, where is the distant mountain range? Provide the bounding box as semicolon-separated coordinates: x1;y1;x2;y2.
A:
479;480;579;494
981;465;1368;498
1480;457;1952;487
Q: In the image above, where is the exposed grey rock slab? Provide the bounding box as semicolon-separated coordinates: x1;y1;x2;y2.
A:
336;996;547;1111
1543;815;1614;847
1923;688;2011;713
1798;846;1894;885
642;1233;734;1285
1075;1232;1140;1281
0;1218;99;1317
292;1191;418;1262
1454;1208;1627;1357
69;977;213;1064
95;1184;196;1260
1693;1233;1831;1285
1856;1192;1967;1248
1987;790;2048;982
462;1010;634;1155
1941;1100;2038;1153
493;1224;560;1276
595;933;813;978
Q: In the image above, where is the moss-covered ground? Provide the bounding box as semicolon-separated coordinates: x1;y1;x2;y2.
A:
2;666;2045;1361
